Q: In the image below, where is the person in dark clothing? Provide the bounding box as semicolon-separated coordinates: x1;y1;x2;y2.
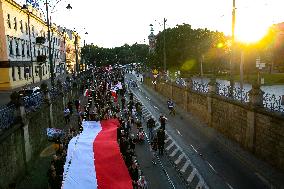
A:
67;101;73;115
159;115;167;130
157;128;165;155
74;99;80;112
129;162;139;188
121;96;126;109
147;117;155;140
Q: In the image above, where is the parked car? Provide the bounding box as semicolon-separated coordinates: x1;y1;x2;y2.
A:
18;87;42;111
18;87;41;97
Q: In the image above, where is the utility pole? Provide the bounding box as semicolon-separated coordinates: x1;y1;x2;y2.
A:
229;0;236;97
163;18;167;75
45;0;54;88
74;34;79;75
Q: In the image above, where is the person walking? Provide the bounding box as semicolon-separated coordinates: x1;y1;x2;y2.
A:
157;128;165;155
146;117;155;140
159;115;167;130
64;107;70;124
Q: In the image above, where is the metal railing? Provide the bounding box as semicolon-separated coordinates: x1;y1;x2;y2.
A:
217;84;249;102
263;93;284;113
23;93;44;113
192;81;209;93
0;104;16;132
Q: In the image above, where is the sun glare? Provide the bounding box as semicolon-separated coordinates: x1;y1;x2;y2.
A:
236;26;268;43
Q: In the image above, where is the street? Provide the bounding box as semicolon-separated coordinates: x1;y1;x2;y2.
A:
126;73;284;189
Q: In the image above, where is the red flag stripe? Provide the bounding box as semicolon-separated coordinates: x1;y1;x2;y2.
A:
93;119;132;189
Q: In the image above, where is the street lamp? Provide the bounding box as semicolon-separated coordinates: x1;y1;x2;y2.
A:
229;0;236;97
45;0;72;88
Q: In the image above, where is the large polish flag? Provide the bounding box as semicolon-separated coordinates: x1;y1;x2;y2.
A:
62;119;132;189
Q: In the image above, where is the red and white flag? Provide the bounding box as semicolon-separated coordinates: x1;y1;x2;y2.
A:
62;119;132;189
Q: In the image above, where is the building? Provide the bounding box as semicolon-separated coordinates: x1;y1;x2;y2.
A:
0;0;81;90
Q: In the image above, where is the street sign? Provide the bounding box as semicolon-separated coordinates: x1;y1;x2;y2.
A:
152;69;158;75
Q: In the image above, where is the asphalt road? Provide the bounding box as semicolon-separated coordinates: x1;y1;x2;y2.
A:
126;73;284;189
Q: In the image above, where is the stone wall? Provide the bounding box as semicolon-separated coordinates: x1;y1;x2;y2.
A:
144;78;284;171
254;111;284;169
0;88;78;189
0;124;25;188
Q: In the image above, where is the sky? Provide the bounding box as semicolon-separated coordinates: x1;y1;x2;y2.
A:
16;0;284;48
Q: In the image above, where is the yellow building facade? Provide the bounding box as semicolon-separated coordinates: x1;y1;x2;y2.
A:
0;0;81;90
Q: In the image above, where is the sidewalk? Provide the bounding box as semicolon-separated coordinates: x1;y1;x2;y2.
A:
16;94;87;189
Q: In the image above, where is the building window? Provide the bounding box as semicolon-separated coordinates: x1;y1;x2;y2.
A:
12;67;16;81
25;22;28;35
7;14;11;28
8;37;13;55
18;66;22;80
15;39;20;56
27;43;30;57
20;20;23;32
32;26;35;37
22;41;25;57
14;17;17;30
33;44;36;57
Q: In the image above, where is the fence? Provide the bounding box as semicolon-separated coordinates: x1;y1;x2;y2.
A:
184;79;283;113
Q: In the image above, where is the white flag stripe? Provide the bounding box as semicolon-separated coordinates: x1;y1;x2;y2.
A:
62;121;102;189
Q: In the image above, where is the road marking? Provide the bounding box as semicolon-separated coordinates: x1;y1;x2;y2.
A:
153;105;159;110
190;145;198;153
176;129;182;136
165;137;171;143
255;172;270;187
174;153;185;165
206;161;217;173
226;182;234;189
169;148;179;157
180;161;190;173
187;168;197;183
166;142;175;151
196;180;205;189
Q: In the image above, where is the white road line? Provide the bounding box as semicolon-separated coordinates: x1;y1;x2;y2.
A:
180;161;190;173
174;153;185;165
226;182;234;189
196;180;205;189
166;142;175;151
206;161;217;173
169;148;179;157
187;168;197;183
176;129;182;136
255;172;270;187
165;137;171;143
190;145;198;153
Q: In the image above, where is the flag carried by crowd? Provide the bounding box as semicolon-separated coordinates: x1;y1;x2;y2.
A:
62;120;132;189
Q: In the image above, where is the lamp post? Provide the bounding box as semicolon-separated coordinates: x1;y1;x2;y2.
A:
74;33;79;74
163;18;167;75
45;0;72;88
229;0;236;97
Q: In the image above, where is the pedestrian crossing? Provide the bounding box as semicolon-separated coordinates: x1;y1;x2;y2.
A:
131;93;209;189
